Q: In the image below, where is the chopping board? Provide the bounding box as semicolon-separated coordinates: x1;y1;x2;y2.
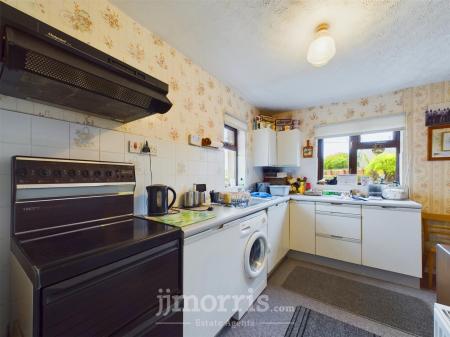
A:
147;210;216;227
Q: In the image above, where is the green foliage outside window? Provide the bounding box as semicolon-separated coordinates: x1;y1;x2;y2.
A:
324;153;349;169
364;153;396;181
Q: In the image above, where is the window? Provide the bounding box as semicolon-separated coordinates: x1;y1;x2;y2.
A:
224;125;238;187
318;131;400;184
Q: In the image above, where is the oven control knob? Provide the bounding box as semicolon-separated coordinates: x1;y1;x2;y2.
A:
16;168;28;177
67;169;76;177
53;169;62;177
81;170;90;178
39;168;51;177
105;170;113;178
94;170;102;177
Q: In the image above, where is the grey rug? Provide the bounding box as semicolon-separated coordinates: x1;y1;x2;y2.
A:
285;306;378;337
283;267;433;337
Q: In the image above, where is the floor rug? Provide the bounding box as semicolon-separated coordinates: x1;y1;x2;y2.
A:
283;266;433;337
285;306;378;337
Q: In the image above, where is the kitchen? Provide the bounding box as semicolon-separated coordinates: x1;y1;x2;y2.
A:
0;1;449;337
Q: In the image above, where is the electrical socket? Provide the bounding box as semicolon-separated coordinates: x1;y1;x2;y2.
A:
128;140;143;154
148;144;157;156
128;140;157;155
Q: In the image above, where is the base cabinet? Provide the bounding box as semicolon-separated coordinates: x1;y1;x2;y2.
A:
316;235;361;264
289;201;315;254
268;201;289;273
362;206;422;277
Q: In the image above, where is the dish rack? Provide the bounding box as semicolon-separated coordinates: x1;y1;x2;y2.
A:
435;303;450;337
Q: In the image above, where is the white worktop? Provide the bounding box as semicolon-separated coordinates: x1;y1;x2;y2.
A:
290;194;422;209
181;195;421;238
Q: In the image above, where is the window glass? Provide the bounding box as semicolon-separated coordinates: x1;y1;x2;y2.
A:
224;148;237;187
360;131;394;143
223;128;236;146
357;148;397;183
323;136;349;180
318;131;401;184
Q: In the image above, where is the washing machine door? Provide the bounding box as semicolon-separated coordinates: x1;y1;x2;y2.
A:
244;231;268;278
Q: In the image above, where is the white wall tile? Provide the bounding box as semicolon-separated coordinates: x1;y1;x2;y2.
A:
0;208;11;242
33;103;63;120
0;110;31;145
70;123;100;151
151;157;175;178
31;146;70;159
100;151;125;162
100;129;124;153
69;148;99;161
0;143;31;175
125;152;150;175
152;139;174;159
32;117;69;148
188;161;207;175
0;175;11;208
16;98;34;114
175;143;190;162
134;174;150;214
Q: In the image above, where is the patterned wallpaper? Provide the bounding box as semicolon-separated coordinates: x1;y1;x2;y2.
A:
0;0;261;185
274;81;450;215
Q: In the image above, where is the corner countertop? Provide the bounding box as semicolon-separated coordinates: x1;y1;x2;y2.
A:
175;195;421;238
289;194;422;209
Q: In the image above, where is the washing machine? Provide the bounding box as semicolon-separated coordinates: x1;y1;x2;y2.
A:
233;210;269;320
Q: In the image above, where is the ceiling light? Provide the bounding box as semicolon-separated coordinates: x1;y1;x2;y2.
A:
307;23;336;67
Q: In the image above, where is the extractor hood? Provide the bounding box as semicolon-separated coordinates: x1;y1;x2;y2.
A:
0;3;172;123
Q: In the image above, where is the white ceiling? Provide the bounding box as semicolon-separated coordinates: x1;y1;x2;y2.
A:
112;0;450;110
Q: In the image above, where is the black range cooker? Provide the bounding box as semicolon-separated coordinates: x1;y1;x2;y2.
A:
9;156;183;337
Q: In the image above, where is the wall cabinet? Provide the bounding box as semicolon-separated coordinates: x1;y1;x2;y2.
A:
252;128;276;166
277;129;301;167
252;129;301;167
362;206;422;277
267;201;289;273
289;201;315;254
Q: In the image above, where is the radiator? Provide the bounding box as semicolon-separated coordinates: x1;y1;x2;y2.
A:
435;303;450;337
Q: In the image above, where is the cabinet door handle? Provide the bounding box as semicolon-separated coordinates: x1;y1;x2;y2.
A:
330;234;344;239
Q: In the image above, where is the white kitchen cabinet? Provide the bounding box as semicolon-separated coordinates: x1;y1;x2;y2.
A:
316;235;361;264
362;206;422;277
267;201;289;273
184;222;242;337
290;201;315;254
252;128;276;166
277;129;301;167
315;203;362;264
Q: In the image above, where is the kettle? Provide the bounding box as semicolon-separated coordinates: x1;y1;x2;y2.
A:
146;185;176;216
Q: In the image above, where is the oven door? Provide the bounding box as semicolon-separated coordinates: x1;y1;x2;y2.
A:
41;240;180;337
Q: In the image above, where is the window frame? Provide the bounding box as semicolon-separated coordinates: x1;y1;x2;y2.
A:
223;125;238;186
317;131;401;183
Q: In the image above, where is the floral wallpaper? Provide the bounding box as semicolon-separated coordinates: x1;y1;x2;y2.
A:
0;0;261;185
274;81;450;215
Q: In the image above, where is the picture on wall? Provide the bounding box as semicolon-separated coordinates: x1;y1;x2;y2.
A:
425;102;450;126
428;124;450;160
443;131;450;151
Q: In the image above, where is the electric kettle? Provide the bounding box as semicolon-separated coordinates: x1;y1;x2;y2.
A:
146;184;176;216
